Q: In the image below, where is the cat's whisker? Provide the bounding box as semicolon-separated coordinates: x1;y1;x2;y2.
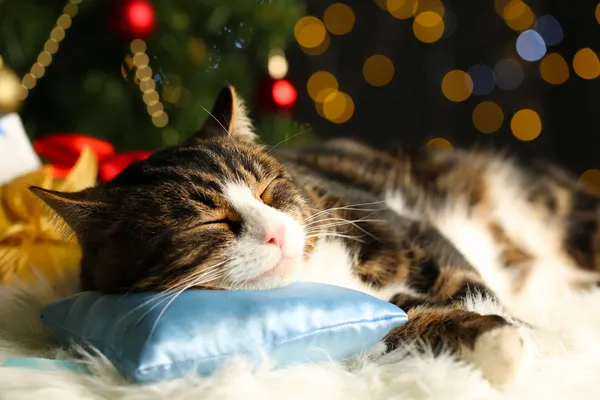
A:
301;201;386;223
305;232;364;242
266;129;311;154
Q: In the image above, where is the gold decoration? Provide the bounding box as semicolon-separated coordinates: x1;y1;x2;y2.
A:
0;58;25;113
19;0;82;102
0;148;97;285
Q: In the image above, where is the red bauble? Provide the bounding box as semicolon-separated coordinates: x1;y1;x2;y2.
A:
111;0;156;40
272;79;297;107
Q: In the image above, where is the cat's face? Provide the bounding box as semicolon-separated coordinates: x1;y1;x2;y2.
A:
31;86;312;293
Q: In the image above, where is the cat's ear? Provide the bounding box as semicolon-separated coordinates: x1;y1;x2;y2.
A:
191;85;257;143
29;186;107;236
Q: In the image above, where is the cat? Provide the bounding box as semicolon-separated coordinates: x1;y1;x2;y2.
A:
31;86;600;389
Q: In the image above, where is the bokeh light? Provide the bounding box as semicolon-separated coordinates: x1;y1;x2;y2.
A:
596;3;600;25
442;7;458;38
294;16;327;49
441;70;473;102
320;91;354;123
307;71;338;100
386;0;416;20
494;59;524;90
467;64;495;96
426;138;453;149
516;30;546;62
503;0;536;32
540;53;569;84
413;0;445;17
573;48;600;80
511;109;542;141
268;52;288;79
272;79;297;107
300;34;330;56
580;169;600;196
413;11;445;43
473;102;504;134
534;15;563;46
324;3;355;35
363;55;395;86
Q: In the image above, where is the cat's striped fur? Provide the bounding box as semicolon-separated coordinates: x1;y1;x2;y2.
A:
31;86;600;389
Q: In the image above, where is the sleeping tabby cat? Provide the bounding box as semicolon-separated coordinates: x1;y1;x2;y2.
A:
31;86;600;389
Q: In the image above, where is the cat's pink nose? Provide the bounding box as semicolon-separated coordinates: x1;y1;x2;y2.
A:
264;226;285;248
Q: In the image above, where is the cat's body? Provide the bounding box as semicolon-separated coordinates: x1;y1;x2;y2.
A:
32;86;600;390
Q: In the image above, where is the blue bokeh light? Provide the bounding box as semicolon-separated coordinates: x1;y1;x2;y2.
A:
516;30;546;62
494;59;524;90
535;15;564;46
467;64;495;96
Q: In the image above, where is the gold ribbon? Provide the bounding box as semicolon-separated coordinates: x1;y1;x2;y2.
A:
0;147;97;285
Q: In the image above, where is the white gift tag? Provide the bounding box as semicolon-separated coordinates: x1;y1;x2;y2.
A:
0;113;42;185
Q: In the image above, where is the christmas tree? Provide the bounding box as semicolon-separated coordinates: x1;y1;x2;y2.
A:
0;0;307;151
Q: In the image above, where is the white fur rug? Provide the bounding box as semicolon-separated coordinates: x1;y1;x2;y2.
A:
1;271;600;400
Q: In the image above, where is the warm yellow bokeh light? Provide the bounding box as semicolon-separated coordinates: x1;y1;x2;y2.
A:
300;34;330;56
386;0;417;20
472;102;504;134
413;11;444;43
494;0;511;16
540;53;569;85
426;138;453;150
294;16;327;49
363;55;395;87
511;109;542;141
268;53;288;79
573;48;600;80
441;70;473;102
596;3;600;25
580;169;600;196
503;0;535;32
414;0;445;18
324;3;355;35
321;91;354;124
307;71;338;100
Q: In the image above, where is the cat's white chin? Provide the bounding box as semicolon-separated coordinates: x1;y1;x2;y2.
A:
243;256;302;290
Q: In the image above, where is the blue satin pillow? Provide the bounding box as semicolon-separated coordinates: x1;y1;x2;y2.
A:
40;282;408;384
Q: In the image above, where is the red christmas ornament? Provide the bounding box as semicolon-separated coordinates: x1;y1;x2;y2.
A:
34;134;151;182
111;0;156;40
272;79;297;107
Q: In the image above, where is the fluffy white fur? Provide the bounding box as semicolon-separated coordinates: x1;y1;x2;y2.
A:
1;261;600;399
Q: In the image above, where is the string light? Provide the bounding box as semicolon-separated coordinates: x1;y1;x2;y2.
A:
426;138;453;150
413;11;445;43
272;79;297;107
502;0;536;32
472;102;504;134
294;16;328;50
494;59;524;90
362;55;395;86
516;30;546;62
540;53;569;84
129;39;169;128
307;71;338;101
511;109;541;141
573;48;600;80
441;70;473;102
386;0;417;20
318;91;354;123
324;3;355;35
18;0;82;101
467;64;495;96
268;50;288;79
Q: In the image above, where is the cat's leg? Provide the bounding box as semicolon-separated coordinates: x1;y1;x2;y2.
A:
384;283;525;389
381;225;526;389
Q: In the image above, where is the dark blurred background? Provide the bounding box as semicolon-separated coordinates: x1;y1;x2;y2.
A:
1;0;600;188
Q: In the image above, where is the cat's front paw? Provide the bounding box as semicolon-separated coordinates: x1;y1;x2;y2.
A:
461;325;526;389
